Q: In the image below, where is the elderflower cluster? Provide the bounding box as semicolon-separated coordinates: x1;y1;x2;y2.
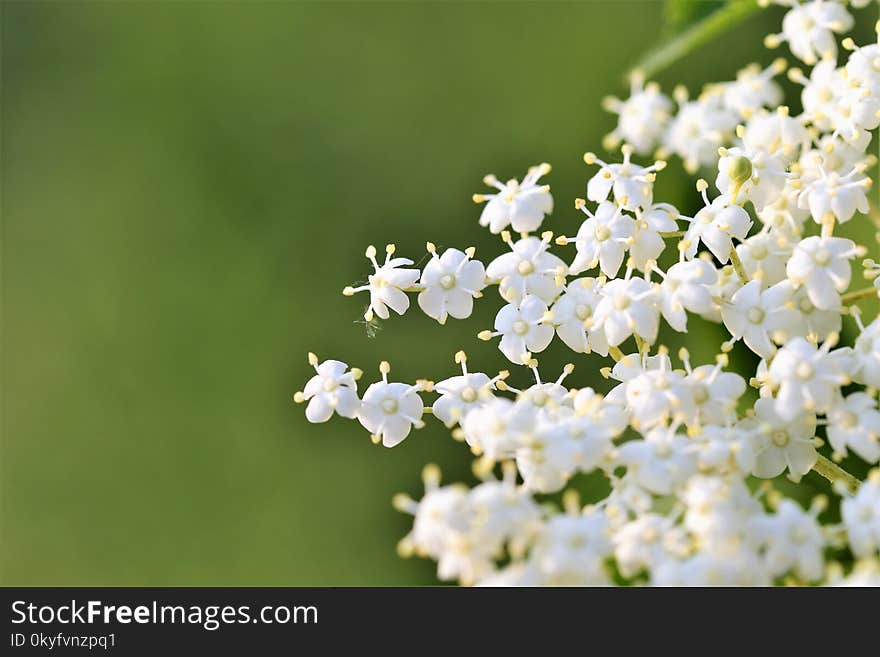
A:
294;1;880;586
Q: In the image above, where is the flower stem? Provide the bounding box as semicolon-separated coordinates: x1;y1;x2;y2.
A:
728;248;749;282
813;454;860;494
840;286;878;304
630;0;763;79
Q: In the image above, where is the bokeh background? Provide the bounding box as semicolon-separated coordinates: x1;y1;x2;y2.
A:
2;1;877;585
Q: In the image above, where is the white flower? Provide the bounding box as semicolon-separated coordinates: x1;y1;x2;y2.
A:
357;362;427;447
584;145;665;212
682;354;746;426
775;280;841;341
593;276;660;347
483;295;554;365
460;398;536;461
826;393;880;463
601;74;673;155
516;425;578;494
734;232;791;285
692;425;756;476
793;59;848;133
417;245;486;324
853;317;880;387
797;163;871;225
535;411;617;477
786;235;859;310
630;203;679;271
798;133;873;183
612;513;689;578
548;277;608;355
844;30;880;91
562;200;636;277
572;387;630;443
841;470;880;559
714;59;786;119
741;108;809;164
655;259;718;333
486;234;567;305
529;511;613;585
768;0;854;65
295;354;361;423
618;428;697;494
750;500;825;581
682;183;752;264
663;93;739;173
715;146;788;211
743;397;817;479
473;163;553;234
756;180;809;237
431;352;501;428
721;280;799;358
343;244;420;321
652;552;769;586
766;336;852;420
515;362;576;412
623;367;695;431
404;478;471;559
681;475;762;557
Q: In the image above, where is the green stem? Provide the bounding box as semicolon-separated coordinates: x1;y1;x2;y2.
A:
813;455;860;494
630;1;763;79
841;286;878;304
728;248;749;283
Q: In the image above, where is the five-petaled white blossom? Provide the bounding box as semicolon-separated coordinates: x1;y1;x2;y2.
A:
474;164;554;234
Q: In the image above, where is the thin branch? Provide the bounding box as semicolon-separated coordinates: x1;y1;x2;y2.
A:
630;1;763;80
813;454;861;494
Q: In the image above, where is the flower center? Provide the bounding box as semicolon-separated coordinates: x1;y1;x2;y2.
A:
789;526;808;544
381;398;399;414
595;225;611;242
747;307;765;324
512;320;530;336
531;390;549;407
796;362;814;380
841;411;858;429
439;273;456;290
750;244;768;260
812;248;831;266
799;297;814;313
322;378;339;392
517;260;535;275
575;304;591;321
614;295;630;310
568;535;586;549
460;387;478;403
771;430;789;447
692;384;709;404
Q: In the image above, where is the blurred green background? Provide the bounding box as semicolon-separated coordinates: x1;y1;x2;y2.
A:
1;1;875;585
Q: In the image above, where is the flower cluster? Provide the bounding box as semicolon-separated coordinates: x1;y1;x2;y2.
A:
295;0;880;586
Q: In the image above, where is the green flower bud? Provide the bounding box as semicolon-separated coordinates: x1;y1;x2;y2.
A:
727;155;753;186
